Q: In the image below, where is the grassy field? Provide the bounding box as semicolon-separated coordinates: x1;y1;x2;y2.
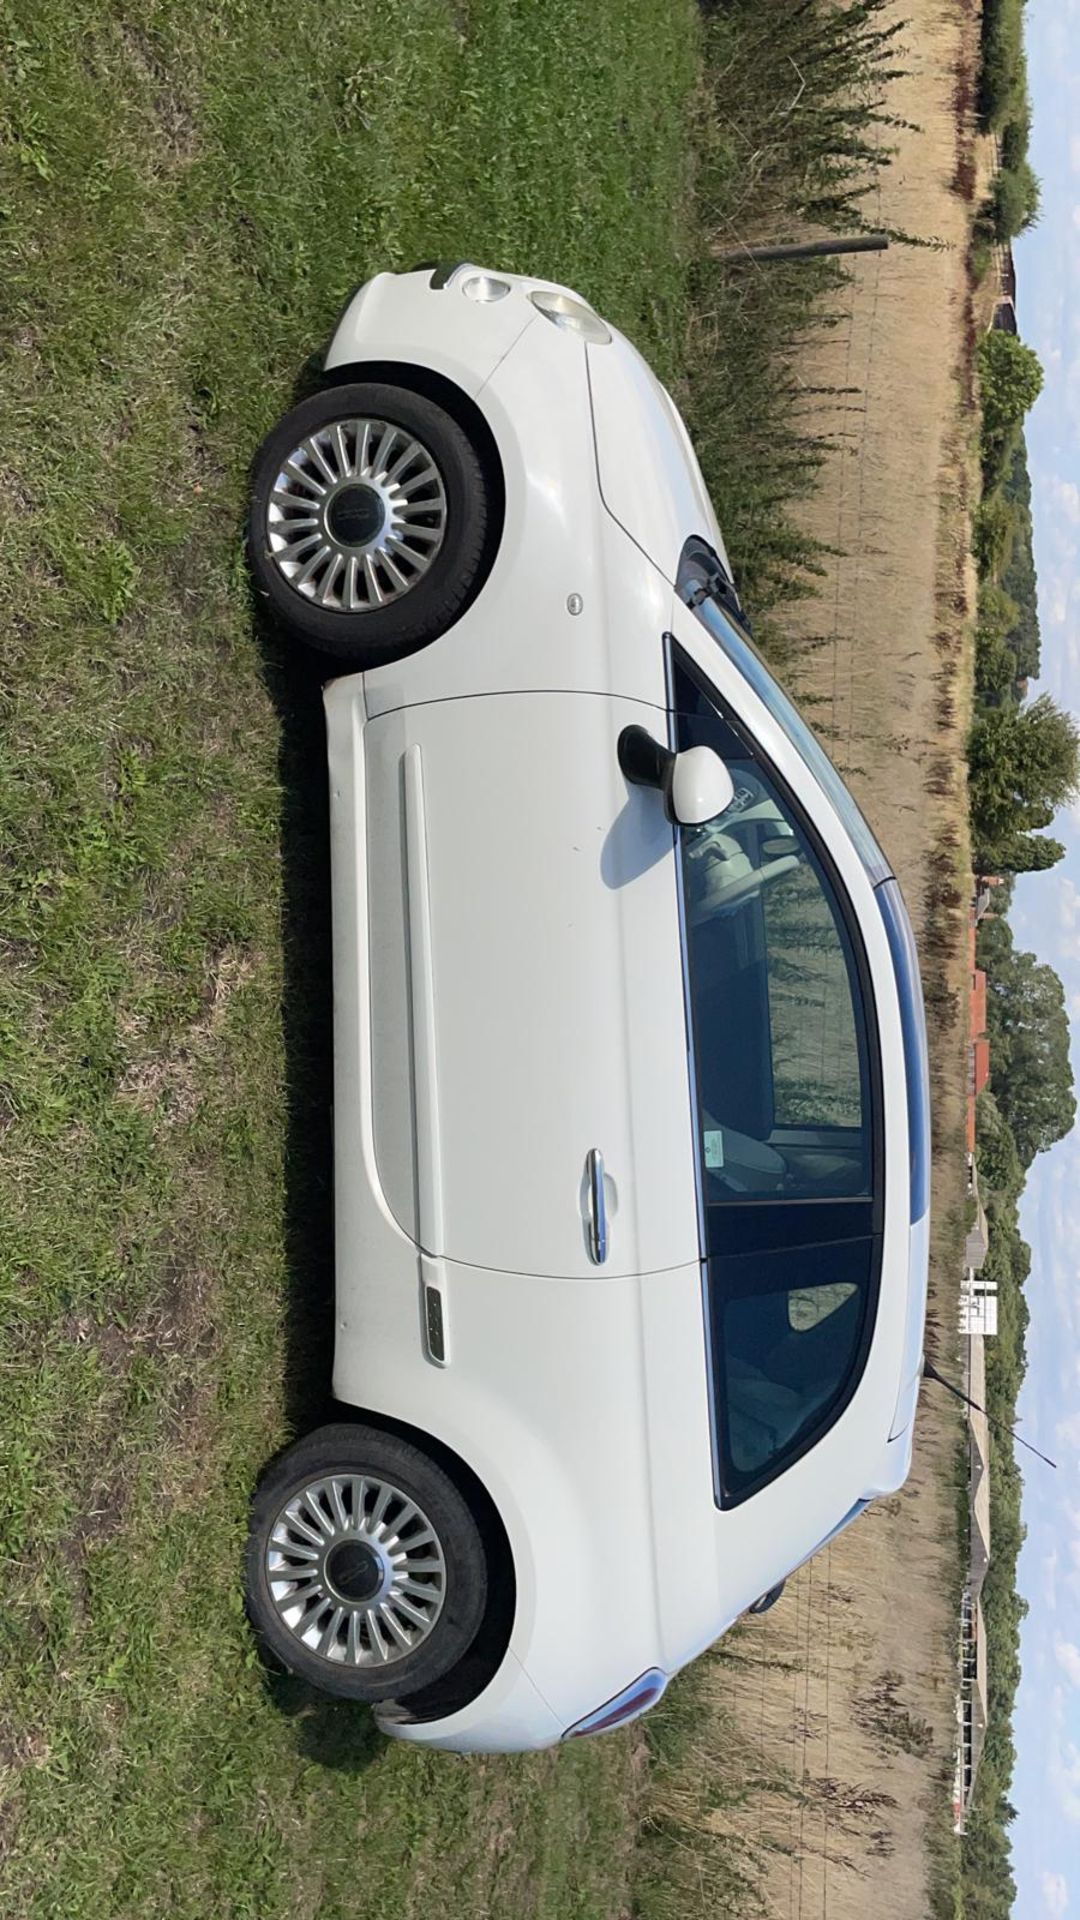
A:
0;3;697;1915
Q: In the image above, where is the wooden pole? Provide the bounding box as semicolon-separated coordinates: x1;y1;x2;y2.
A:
713;233;890;264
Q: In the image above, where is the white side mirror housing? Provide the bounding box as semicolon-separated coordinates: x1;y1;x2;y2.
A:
668;747;736;826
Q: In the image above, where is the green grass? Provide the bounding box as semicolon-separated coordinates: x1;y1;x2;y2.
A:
0;3;696;1914
0;0;928;1912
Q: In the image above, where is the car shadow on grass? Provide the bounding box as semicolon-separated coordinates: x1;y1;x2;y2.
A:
253;598;338;1440
249;345;354;1445
245;349;386;1773
263;1669;385;1772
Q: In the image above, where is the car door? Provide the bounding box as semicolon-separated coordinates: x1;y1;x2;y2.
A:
672;632;885;1459
363;689;700;1279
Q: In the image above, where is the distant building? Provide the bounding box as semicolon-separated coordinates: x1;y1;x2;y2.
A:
989;245;1018;334
959;1271;999;1337
960;1204;996;1335
964;1203;990;1274
973;874;1004;924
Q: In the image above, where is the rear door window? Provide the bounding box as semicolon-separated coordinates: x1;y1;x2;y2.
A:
710;1236;876;1499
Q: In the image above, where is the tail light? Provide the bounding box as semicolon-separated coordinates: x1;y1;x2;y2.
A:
563;1669;667;1740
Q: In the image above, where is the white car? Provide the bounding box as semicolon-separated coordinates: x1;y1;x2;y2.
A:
245;263;931;1753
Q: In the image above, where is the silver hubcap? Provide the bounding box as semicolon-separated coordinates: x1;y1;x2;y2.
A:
266;417;448;612
266;1473;447;1668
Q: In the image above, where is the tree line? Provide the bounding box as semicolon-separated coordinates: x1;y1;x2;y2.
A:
970;335;1080;878
956;10;1077;1905
959;904;1068;1920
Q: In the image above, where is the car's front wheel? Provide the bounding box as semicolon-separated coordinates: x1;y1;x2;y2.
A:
245;1423;489;1702
249;380;491;666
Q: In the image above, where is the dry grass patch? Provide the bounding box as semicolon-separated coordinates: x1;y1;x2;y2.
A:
637;1;979;1914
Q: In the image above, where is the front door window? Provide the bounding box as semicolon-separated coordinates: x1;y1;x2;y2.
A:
674;658;872;1206
670;644;882;1504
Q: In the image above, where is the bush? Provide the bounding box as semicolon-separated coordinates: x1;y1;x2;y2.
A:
988;159;1041;240
975;1091;1023;1200
683;0;911;611
978;333;1044;486
973;495;1017;577
979;0;1028;129
979;332;1044;437
1000;110;1031;172
969;694;1080;879
978;582;1021;644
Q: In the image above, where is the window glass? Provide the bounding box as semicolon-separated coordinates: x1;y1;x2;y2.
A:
713;1238;874;1496
674;655;872;1205
677;539;892;886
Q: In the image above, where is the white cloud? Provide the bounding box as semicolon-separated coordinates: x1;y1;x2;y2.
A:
1057;880;1080;937
1043;1871;1070;1919
1049;1687;1080;1826
1044;1546;1061;1613
1056;1639;1080;1689
1054;479;1080;523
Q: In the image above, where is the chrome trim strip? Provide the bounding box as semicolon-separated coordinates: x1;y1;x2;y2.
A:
402;746;445;1257
585;1148;608;1265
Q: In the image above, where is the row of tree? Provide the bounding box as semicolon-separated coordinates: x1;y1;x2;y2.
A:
960;903;1064;1920
959;221;1077;1914
978;0;1041;247
969;333;1080;874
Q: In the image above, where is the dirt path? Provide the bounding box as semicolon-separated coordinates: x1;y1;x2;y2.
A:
707;3;979;1911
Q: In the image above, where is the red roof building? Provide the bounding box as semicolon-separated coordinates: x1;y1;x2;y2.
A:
967;908;991;1153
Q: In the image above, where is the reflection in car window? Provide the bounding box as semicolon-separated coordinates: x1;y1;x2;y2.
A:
677;538;892;886
714;1239;873;1497
674;661;872;1206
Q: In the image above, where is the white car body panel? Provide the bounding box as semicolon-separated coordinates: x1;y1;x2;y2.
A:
359;312;673;712
361;688;698;1276
587;329;733;582
325;267;537;398
307;267;928;1753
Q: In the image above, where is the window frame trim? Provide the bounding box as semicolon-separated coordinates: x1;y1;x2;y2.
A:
664;635;885;1509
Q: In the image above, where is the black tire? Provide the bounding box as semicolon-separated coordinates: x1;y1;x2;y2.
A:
245;1422;489;1703
248;381;491;667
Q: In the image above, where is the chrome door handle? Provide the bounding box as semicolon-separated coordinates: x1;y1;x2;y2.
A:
585;1148;608;1265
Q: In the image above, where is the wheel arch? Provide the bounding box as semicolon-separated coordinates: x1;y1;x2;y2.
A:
330;1400;518;1722
321;358;507;601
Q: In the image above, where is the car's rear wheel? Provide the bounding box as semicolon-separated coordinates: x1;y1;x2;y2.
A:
245;1423;489;1702
249;381;491;666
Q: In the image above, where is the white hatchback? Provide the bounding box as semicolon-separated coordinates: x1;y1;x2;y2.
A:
245;264;931;1754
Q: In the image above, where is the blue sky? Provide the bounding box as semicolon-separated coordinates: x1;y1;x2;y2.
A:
1001;2;1080;1913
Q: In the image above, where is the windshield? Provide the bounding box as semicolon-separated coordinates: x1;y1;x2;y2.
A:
677;540;892;887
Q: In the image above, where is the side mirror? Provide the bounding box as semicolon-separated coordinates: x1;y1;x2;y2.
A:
669;745;737;826
618;726;736;826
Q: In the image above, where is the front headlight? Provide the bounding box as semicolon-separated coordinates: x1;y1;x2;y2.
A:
529;289;612;344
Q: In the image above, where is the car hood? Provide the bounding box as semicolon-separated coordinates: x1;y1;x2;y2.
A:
586;332;733;583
